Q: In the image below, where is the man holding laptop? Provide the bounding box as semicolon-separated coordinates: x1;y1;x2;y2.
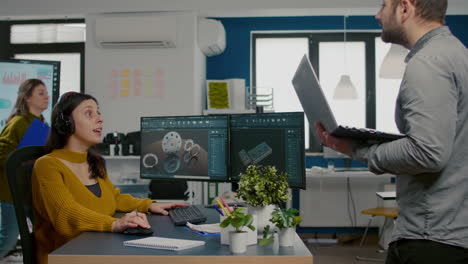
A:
315;0;468;263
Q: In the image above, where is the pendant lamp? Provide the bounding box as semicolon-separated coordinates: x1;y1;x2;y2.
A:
333;16;358;100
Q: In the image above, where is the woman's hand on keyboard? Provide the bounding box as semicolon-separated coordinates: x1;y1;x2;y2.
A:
149;202;189;215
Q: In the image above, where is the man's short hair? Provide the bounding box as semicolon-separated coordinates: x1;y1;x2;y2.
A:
391;0;447;24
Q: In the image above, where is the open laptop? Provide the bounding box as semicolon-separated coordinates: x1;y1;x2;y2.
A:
292;54;405;143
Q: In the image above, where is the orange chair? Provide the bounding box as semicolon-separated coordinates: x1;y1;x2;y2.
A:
356;207;399;262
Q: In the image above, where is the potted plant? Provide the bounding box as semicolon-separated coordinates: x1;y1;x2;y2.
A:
270;207;302;247
236;165;290;233
220;207;256;253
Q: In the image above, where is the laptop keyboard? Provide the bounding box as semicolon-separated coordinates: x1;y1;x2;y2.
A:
169;206;207;226
332;125;405;142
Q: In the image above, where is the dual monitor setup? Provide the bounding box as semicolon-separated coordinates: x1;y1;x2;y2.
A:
140;112;306;189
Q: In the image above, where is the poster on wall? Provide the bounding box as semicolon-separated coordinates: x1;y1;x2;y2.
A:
0;58;60;130
109;68;165;98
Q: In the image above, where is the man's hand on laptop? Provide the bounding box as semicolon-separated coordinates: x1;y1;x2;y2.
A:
314;121;353;156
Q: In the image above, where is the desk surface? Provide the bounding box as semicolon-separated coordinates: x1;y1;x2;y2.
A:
49;206;313;264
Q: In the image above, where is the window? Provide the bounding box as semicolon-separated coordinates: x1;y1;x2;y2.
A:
255;37;310;147
11;23;86;44
253;32;382;151
4;19;85;93
375;38;402;134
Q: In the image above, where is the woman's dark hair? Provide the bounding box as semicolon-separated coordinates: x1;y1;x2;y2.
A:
45;92;106;179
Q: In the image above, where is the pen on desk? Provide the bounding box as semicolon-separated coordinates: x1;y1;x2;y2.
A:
216;199;231;217
213;205;224;216
219;197;232;212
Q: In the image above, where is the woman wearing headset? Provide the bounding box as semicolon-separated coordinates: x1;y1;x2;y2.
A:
32;92;186;264
0;79;49;262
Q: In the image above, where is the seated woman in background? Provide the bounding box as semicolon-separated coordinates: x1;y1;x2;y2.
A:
32;92;186;264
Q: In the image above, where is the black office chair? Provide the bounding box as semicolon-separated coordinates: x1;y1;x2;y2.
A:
6;145;45;264
149;179;189;200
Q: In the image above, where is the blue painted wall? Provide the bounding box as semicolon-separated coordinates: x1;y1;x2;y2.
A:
207;15;468;87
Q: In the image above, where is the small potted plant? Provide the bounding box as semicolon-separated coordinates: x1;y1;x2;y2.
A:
220;207;256;253
270;208;302;247
236;165;290;233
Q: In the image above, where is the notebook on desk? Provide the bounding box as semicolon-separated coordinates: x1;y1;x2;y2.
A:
124;236;205;251
292;54;405;143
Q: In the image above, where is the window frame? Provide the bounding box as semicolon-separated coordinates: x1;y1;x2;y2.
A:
252;32;381;151
0;19;85;93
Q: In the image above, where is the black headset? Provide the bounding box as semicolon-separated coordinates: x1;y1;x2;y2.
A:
54;92;76;136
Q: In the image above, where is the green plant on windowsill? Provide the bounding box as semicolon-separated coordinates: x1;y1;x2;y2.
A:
236;165;290;207
270;208;302;229
219;207;256;233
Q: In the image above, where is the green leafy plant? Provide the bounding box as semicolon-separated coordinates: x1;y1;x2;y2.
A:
259;225;275;246
220;207;256;233
270;208;302;229
236;165;290;207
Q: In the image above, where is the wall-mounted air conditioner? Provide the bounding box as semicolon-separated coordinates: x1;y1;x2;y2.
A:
198;19;226;56
95;14;177;48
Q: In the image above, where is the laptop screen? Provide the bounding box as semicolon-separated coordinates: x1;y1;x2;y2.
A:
292;55;338;140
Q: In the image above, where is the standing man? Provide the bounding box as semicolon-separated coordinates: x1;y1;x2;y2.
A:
316;0;468;263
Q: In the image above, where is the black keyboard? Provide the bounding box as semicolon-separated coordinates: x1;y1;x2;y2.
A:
169;206;207;226
332;125;406;143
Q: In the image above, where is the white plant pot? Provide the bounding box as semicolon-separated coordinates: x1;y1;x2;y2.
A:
247;204;276;234
229;231;248;254
278;227;295;247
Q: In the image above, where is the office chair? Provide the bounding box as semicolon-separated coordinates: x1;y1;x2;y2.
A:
6;145;45;264
149;179;189;200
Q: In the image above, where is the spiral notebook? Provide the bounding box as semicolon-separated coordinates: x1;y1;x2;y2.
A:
124;236;205;251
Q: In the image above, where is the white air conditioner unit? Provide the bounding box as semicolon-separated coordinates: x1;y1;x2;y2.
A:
95;15;177;48
198;19;226;56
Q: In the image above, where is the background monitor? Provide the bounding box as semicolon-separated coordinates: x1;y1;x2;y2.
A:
230;112;305;189
0;58;60;130
140;115;229;182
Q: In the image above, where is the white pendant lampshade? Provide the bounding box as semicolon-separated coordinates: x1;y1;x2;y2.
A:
379;44;408;79
333;15;358;100
333;74;358;99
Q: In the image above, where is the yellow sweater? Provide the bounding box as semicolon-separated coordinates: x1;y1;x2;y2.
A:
0;113;44;203
32;149;152;264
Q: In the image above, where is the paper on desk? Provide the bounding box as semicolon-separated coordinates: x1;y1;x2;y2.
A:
186;222;221;234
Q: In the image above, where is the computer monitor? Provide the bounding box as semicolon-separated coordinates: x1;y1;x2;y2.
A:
229;112;306;189
140;115;229;182
0;58;60;130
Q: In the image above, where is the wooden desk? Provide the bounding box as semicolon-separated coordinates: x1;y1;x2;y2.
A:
49;206;313;264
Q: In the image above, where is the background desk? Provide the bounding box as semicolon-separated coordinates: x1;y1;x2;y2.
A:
49;206;313;264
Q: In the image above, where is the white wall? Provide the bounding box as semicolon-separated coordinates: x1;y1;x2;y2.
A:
300;172;393;227
1;0;467;19
85;12;206;134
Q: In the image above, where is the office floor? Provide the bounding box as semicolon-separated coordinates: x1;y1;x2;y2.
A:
301;234;387;264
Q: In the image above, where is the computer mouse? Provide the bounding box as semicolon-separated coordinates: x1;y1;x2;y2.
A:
123;226;154;236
